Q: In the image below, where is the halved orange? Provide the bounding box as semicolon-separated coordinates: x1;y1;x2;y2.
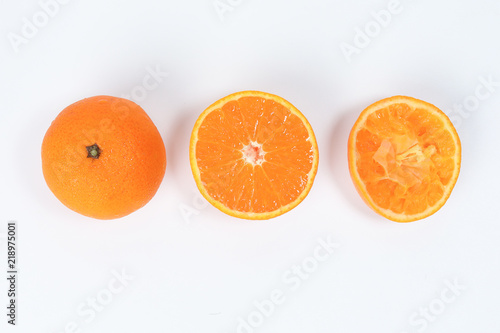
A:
348;96;461;222
189;91;319;220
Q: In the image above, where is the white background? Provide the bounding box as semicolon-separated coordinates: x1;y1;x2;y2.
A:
1;0;500;332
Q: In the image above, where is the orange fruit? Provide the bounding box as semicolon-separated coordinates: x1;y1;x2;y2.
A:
41;96;166;220
348;96;461;222
189;91;319;220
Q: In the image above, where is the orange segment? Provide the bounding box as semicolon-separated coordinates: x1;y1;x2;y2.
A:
348;96;461;222
190;91;319;220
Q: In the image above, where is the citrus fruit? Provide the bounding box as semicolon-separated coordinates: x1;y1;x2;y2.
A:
189;91;319;220
41;96;166;220
348;96;461;222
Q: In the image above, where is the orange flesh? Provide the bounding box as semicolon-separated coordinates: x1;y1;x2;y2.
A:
352;99;460;220
194;94;317;217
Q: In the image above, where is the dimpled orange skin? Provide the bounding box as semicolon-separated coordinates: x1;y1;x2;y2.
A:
41;96;166;220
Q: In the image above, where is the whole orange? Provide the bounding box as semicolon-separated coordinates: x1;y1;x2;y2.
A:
41;96;166;219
